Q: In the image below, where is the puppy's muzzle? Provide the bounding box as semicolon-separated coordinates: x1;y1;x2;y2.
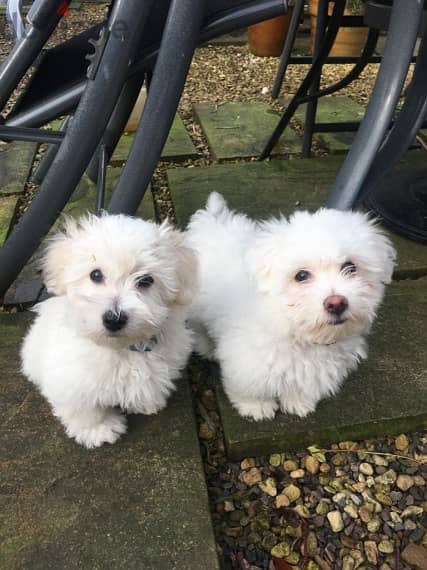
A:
102;310;128;332
323;295;348;317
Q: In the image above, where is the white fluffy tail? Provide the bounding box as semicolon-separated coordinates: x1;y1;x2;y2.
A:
205;192;228;218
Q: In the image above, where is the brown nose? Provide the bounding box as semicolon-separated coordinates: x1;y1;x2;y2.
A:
323;295;348;316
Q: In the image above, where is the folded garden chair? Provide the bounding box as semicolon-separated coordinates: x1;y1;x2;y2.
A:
0;0;289;298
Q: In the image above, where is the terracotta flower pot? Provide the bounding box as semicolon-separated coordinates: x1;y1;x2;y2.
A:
248;9;294;57
308;0;369;57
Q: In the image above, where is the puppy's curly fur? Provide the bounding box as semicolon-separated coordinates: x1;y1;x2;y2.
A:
21;214;197;448
186;193;396;421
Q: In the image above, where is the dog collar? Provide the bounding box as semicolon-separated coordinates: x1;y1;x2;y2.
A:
128;336;158;353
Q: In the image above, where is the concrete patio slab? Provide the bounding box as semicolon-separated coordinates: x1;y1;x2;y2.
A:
0;195;18;246
293;96;365;154
215;278;427;459
112;115;197;164
0;313;219;570
168;152;427;279
0;141;37;195
193;102;301;160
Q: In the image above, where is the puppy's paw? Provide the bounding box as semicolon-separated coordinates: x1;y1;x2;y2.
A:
234;399;278;421
280;398;316;418
66;409;127;448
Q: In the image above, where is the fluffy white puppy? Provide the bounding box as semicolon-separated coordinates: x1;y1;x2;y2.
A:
186;192;396;421
21;214;197;448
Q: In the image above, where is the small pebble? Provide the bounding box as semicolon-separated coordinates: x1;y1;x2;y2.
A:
290;469;305;479
344;504;359;519
240;468;262;486
395;434;409;451
241;458;256;470
270;541;290;558
378;540;394;554
305;456;320;474
327;510;344;532
373;454;389;466
294;504;310;518
269;454;282;467
275;494;290;509
402;505;423;518
283;484;301;503
360;463;374;476
258;477;277;497
401;543;427;568
364;540;378;565
367;517;381;532
283;460;298;471
316;501;330;515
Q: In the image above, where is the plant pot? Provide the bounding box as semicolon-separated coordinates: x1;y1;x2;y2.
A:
308;0;369;57
248;9;294;57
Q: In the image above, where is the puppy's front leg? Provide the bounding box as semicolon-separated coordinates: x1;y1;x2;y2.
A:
53;403;127;448
279;393;317;418
226;390;279;421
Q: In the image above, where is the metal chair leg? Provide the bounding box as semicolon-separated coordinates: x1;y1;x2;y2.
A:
302;0;331;158
31;116;71;184
86;74;145;183
326;0;424;210
108;0;205;215
271;0;304;100
358;26;427;203
259;0;346;160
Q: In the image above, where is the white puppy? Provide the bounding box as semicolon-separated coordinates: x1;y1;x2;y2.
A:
21;214;197;448
186;192;395;421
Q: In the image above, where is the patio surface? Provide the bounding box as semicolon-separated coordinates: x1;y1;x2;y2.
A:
0;313;219;570
1;94;426;568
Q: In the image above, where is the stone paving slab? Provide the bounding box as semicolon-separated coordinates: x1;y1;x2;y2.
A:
193;102;301;160
0;313;219;570
4;170;155;306
214;278;427;459
168;152;427;279
112;115;197;164
292;96;366;154
0;141;37;195
0;195;18;246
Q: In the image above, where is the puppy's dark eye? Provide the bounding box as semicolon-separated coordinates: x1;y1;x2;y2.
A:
341;261;357;275
295;270;311;282
136;274;154;289
90;269;104;283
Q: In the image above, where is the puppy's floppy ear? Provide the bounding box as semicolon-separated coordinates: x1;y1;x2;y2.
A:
248;241;276;293
370;225;396;284
42;217;77;295
247;218;287;294
159;222;198;305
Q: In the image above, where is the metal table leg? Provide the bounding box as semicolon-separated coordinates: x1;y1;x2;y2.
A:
302;0;330;158
259;0;345;160
359;26;427;202
108;0;205;215
326;0;423;210
271;0;304;99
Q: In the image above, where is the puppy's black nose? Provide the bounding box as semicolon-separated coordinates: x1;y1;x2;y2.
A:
324;295;348;316
102;310;128;332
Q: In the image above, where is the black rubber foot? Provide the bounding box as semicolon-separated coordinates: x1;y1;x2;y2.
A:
363;166;427;244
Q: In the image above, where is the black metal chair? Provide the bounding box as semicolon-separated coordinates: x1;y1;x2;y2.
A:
327;0;427;245
261;0;427;242
0;0;289;298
